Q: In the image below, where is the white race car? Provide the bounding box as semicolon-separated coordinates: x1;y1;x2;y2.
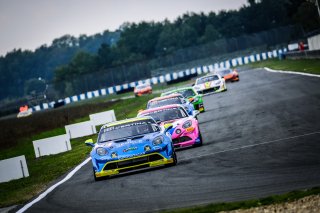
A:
193;74;227;95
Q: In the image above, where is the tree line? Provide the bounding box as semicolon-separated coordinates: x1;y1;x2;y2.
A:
0;0;319;101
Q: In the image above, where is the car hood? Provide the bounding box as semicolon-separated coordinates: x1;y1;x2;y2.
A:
197;80;221;88
93;132;165;160
160;117;190;130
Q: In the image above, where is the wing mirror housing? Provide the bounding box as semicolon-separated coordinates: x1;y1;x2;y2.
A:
85;138;95;147
164;124;173;133
192;110;200;118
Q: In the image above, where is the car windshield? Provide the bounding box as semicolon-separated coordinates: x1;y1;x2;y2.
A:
142;107;188;122
148;97;184;108
196;75;219;84
162;89;195;97
217;69;232;76
177;89;196;97
98;119;160;142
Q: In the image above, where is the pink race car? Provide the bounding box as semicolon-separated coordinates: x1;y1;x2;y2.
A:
138;104;203;148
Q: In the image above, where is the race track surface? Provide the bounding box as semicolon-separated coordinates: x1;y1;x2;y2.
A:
22;68;320;213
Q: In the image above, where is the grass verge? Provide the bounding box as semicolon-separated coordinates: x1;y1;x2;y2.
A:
164;187;320;213
248;59;320;75
0;94;156;207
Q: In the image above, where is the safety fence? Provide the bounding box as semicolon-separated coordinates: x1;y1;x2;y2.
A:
31;48;287;112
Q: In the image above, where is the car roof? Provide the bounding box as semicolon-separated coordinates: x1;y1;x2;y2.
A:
138;104;183;115
148;93;183;102
101;116;154;128
197;73;219;79
135;83;150;87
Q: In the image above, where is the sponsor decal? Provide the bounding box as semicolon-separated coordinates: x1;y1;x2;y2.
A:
123;147;138;153
153;146;162;150
205;82;211;89
119;152;144;159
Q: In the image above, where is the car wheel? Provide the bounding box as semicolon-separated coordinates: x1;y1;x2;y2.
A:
167;151;177;167
172;151;177;166
194;131;203;147
93;169;102;181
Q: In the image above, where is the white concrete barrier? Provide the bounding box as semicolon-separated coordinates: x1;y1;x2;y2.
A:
0;155;29;183
89;110;117;126
172;72;178;79
308;34;320;51
196;67;202;75
33;134;71;158
65;121;96;139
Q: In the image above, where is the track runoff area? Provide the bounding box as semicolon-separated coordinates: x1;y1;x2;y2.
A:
18;68;320;213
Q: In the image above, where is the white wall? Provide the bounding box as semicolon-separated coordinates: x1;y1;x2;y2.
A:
0;155;29;183
89;110;117;126
65;121;96;139
33;134;71;158
308;34;320;51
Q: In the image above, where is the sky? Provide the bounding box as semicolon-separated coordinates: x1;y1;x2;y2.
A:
0;0;247;56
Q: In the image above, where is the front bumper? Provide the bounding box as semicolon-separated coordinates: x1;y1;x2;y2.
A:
197;84;226;95
135;90;152;96
172;126;200;148
225;76;239;82
194;102;205;112
94;153;173;178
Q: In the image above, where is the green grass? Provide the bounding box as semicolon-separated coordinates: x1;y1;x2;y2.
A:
248;59;320;75
0;136;93;207
0;94;156;207
164;187;320;213
0;59;318;208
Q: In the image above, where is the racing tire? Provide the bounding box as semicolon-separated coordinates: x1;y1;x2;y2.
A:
194;131;203;147
93;169;103;181
172;151;177;166
167;151;177;167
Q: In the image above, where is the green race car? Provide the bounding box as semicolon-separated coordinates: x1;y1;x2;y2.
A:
161;87;205;112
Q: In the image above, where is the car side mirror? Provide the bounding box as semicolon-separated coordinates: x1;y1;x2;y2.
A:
85;139;95;147
192;83;195;86
192;110;200;118
164;124;173;133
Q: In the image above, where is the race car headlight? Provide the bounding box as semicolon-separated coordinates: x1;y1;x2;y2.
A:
152;136;163;145
96;147;107;156
175;129;182;134
182;120;192;129
215;80;221;85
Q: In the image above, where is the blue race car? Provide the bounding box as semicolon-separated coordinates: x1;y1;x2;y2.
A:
147;93;196;116
85;116;177;181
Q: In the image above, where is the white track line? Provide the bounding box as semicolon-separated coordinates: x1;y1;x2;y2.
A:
16;131;320;212
264;67;320;78
180;131;320;162
17;157;91;213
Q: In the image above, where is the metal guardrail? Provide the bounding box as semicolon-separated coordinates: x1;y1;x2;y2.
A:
285;50;320;60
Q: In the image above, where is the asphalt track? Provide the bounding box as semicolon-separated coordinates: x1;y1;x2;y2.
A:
21;68;320;213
